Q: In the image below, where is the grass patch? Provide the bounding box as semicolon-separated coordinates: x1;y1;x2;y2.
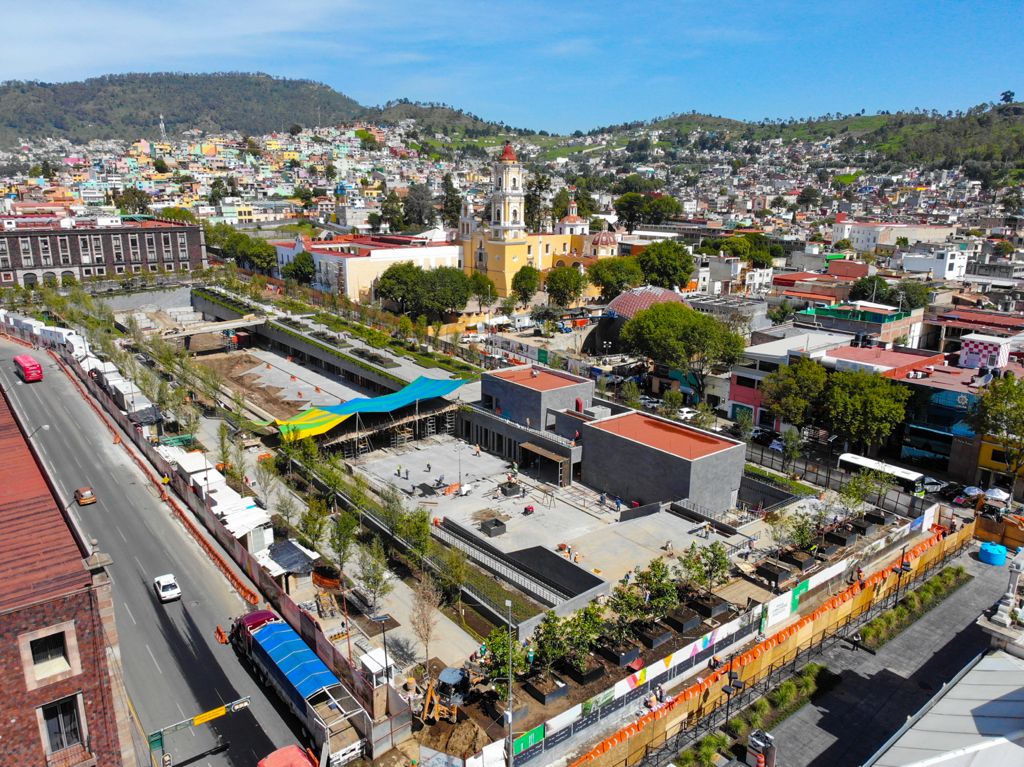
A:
745;464;819;496
859;565;971;650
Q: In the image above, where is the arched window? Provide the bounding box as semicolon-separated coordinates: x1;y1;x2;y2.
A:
512;177;518;190
512;209;519;223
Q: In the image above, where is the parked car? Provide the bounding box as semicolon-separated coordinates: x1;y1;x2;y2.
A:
938;483;965;501
677;407;698;421
74;486;97;506
751;427;779;446
921;476;949;494
153;574;182;603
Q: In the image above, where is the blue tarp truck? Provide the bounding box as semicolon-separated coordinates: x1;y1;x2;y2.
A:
231;610;365;766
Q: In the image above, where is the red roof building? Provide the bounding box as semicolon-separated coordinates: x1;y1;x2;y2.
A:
0;388;132;766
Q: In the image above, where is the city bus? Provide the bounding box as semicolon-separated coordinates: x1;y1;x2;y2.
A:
13;354;43;382
837;453;924;495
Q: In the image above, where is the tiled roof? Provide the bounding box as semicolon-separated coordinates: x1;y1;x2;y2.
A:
0;390;89;612
606;285;686;319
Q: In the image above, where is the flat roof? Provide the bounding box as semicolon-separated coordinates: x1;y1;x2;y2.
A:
490;366;583;392
0;390;89;612
825;346;936;370
868;650;1024;767
588;411;737;460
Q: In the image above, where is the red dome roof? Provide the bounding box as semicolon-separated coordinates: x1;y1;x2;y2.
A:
499;141;518;162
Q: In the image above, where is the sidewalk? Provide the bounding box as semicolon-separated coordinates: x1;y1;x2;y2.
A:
770;546;1005;767
194;414;479;670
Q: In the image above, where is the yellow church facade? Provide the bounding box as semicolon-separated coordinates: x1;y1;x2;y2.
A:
459;142;618;299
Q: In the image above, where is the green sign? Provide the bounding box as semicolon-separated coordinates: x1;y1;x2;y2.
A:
147;732;164;752
537;349;549;364
514;724;545;755
790;579;810;611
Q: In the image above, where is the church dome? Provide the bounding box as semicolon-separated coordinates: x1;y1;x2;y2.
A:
592;228;617;247
499;141;518;163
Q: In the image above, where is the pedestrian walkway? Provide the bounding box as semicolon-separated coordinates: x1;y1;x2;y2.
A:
771;546;1006;767
193;414;480;670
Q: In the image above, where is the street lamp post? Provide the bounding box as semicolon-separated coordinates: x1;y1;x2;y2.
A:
505;598;514;767
893;544;913;608
27;423;51;439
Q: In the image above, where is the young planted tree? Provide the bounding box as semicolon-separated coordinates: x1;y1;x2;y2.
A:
840;469;891;517
439;545;468;613
329;511;359;579
483;625;528;699
620;380;643;409
764;511;793;559
299;498;330;546
378;483;406;534
357;538;393;612
607;580;646;645
678;541;731;595
781;429;803;471
734;409;754;442
276;494;298;528
691;402;717;431
658;389;685;419
635;558;679;623
533;611;570;677
564;604;604;673
824;370;910;451
761;356;827;430
398;506;432;568
410;574;442;672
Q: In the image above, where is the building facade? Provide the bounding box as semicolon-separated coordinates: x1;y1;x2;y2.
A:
0;215;207;287
0;389;134;766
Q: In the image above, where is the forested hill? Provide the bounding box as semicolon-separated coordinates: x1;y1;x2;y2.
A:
0;73;364;145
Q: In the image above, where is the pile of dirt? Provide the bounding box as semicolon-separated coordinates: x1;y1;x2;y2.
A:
416;719;491;759
194;351;301;420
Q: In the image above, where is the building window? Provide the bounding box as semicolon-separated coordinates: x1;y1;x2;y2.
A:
82;268;92;276
58;236;70;264
39;237;52;265
40;696;82;754
91;235;104;258
78;235;91;264
162;232;172;258
20;237;32;256
164;262;174;271
1;272;12;282
31;634;70;678
128;234;141;261
146;234;156;261
115;265;125;274
177;232;188;257
95;267;106;276
132;265;141;273
149;264;158;272
111;236;123;262
545;243;550;254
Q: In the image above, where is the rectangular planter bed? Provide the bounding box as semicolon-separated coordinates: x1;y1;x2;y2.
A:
562;659;605;686
480;519;506;537
815;542;840;559
598;641;641;667
690;594;729;619
850;518;876;537
826;529;858;547
781;550;816;573
523;674;569;705
665;606;702;634
865;510;894;526
637;623;673;649
756;562;794;590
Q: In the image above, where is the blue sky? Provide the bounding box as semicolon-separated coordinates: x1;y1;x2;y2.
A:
2;0;1021;133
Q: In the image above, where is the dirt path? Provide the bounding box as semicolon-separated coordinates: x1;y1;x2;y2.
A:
195;351;302;420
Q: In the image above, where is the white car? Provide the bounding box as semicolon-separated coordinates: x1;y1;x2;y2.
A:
153;574;182;603
677;408;698;421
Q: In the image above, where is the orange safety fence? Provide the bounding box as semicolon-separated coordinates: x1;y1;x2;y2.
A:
48;351;260;605
568;521;973;767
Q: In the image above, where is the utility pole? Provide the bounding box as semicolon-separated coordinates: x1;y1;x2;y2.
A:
506;599;514;767
147;697;250;764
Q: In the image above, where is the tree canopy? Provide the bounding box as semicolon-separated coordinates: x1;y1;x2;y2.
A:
441;173;461;229
403;183;436;228
849;276;930;310
636;240;695;288
545;267;589;307
621;302;744;400
970;374;1024;495
282;250;315;284
511;265;542;307
587;257;644;302
760;356;828;429
376;262;469;319
824;370;911;450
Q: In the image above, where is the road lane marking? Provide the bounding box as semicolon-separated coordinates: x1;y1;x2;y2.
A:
175;703;196;738
123;602;137;626
115;525;128;543
134;555;144;571
145;643;163;675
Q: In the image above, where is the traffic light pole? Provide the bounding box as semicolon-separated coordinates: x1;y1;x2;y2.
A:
147;697;251;764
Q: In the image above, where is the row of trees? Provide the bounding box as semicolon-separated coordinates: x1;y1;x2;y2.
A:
760;357;911;451
586;240;697;301
848;275;930;309
613;192;682;232
375;261;474;319
696;233;784;269
203;222;278;272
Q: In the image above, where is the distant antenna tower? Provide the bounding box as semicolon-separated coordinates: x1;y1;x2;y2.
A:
159;114;167;142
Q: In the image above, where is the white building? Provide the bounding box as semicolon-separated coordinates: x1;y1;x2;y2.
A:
902;248;969;280
832;221;956;252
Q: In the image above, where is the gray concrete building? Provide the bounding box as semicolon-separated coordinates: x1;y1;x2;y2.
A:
480;366;594;431
580;411;745;512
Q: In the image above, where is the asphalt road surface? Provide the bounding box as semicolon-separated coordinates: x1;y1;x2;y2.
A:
0;341;304;767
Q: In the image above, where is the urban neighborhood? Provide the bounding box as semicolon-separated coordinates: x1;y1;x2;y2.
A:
1;5;1024;767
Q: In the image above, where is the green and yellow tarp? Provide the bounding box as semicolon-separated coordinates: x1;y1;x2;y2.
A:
276;376;468;441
